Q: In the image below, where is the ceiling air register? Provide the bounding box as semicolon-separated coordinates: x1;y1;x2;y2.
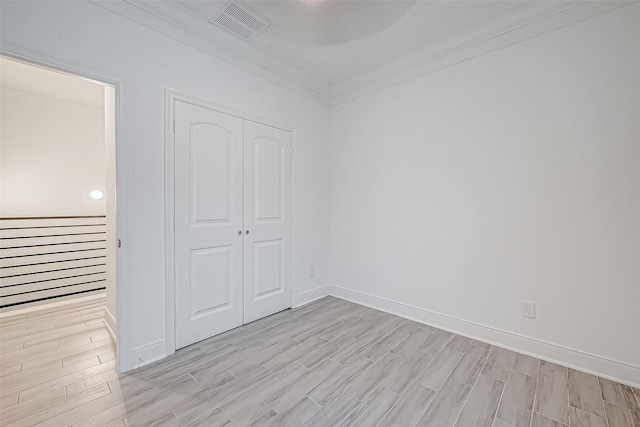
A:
210;1;270;42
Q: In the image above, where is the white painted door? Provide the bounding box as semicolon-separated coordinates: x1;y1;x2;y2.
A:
174;101;244;349
243;120;292;323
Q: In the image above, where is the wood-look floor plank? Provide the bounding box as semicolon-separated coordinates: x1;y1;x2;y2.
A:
1;355;102;396
384;350;433;395
318;317;366;341
447;334;472;352
17;359;115;402
378;382;436;427
266;357;342;413
341;386;398;426
262;335;327;372
0;392;19;409
174;406;230;427
534;362;569;425
1;295;634;427
307;355;373;406
496;371;536;427
569;406;608;427
390;327;433;359
482;346;516;382
531;412;567;427
568;369;606;419
603;401;640;427
511;353;540;378
221;363;308;422
298;333;354;369
420;329;454;356
6;383;110;427
416;378;471;426
600;377;640;412
255;396;320;426
418;346;464;391
450;344;490;386
456;374;505;427
345;352;404;400
305;390;360;427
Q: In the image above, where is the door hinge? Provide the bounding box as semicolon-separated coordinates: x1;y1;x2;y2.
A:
117;239;122;248
173;218;176;231
290;215;294;224
173;120;176;133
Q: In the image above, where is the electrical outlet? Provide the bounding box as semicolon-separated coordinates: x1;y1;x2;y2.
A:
310;267;315;278
522;301;536;319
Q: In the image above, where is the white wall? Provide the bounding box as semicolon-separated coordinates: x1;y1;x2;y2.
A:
0;1;331;370
0;87;106;216
330;4;640;383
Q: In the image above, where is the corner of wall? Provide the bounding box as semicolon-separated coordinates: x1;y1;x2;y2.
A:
293;285;329;308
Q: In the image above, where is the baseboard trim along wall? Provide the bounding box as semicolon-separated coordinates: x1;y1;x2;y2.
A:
325;284;640;389
131;340;167;369
104;308;117;344
293;286;329;308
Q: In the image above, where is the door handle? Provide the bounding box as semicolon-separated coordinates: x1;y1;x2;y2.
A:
238;230;242;235
245;230;250;235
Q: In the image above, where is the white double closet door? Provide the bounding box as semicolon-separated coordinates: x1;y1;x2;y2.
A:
174;101;292;349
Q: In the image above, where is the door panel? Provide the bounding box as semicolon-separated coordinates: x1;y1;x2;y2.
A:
174;101;243;349
243;121;292;323
253;239;284;298
190;125;231;223
190;246;231;316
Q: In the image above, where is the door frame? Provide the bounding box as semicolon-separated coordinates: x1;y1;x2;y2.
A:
0;42;132;371
164;88;296;356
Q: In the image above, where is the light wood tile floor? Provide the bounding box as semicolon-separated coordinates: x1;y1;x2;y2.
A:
1;296;638;426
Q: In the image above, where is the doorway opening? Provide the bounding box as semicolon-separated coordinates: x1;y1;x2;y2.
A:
0;56;118;367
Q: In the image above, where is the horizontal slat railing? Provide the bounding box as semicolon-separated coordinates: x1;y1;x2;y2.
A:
0;216;107;308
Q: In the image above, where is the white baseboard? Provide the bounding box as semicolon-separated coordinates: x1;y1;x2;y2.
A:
326;284;640;388
104;308;117;344
293;286;329;308
131;340;167;369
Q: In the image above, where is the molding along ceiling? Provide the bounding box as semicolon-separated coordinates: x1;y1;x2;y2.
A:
91;1;634;106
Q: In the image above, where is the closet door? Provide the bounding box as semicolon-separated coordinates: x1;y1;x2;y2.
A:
174;101;244;349
243;121;292;323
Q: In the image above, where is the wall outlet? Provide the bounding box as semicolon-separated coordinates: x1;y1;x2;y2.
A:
522;301;536;319
310;267;315;278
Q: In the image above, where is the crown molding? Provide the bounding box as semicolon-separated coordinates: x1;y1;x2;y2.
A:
88;0;331;105
88;0;634;108
330;1;635;106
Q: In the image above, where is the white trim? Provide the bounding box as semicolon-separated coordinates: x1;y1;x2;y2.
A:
293;286;329;309
0;41;133;373
0;293;106;318
89;0;330;105
104;308;117;344
326;285;640;389
131;340;167;369
331;1;631;105
164;88;297;356
86;1;631;107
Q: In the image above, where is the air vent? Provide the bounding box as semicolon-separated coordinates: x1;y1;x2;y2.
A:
210;1;270;42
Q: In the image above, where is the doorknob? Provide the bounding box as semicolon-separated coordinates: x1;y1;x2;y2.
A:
238;230;242;235
245;230;250;235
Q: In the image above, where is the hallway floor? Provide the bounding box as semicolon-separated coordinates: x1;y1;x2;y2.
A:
0;296;638;426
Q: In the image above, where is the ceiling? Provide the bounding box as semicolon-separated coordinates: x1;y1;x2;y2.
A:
176;0;535;85
0;57;104;108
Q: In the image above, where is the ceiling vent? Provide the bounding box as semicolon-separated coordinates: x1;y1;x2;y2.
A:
210;1;270;42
